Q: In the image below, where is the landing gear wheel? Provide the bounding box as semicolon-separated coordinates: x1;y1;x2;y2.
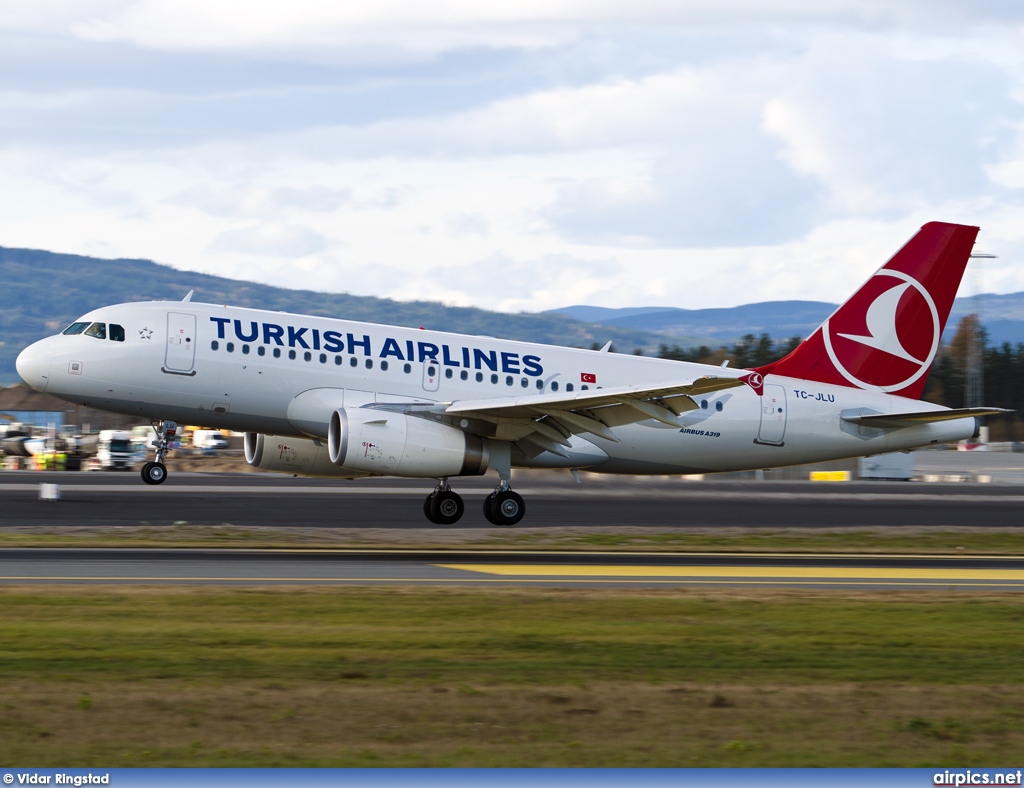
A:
484;490;525;526
483;492;499;525
423;493;439;524
430;490;465;525
141;461;167;486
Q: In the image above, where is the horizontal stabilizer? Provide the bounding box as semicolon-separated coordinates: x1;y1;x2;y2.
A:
842;407;1012;429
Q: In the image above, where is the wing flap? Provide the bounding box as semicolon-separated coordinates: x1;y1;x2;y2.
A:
445;375;747;442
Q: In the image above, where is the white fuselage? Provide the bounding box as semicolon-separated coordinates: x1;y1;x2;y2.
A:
16;300;975;475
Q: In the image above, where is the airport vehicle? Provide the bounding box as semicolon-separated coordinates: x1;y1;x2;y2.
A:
15;222;1007;524
191;429;230;450
95;429;137;471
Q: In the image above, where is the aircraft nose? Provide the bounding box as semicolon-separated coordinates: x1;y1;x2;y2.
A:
16;341;52;392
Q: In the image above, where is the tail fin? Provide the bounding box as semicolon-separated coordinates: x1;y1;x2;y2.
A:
756;221;979;399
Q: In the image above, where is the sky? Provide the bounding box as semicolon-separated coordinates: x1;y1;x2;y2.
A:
2;1;1024;314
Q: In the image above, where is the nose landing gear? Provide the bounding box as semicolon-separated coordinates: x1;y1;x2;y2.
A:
141;419;177;486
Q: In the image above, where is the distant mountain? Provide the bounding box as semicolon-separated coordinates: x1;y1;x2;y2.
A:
0;246;662;384
550;293;1024;347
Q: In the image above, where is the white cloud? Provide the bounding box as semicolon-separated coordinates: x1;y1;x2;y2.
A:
3;3;1024;317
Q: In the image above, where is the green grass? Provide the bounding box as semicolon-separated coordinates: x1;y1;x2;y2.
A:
2;525;1024;554
2;586;1024;765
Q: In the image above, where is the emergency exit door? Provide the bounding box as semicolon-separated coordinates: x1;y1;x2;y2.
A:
163;312;196;374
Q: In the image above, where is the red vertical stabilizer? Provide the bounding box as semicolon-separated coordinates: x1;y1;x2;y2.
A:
755;222;979;400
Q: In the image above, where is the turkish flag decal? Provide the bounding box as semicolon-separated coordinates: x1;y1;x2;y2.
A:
581;372;597;383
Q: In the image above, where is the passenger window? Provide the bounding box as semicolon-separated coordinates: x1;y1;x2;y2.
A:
381;361;389;371
288;349;296;360
581;384;589;391
211;340;219;351
701;400;708;410
403;363;411;373
490;374;498;384
566;383;574;392
521;378;528;388
551;381;559;392
62;322;90;335
273;348;281;358
109;324;125;342
460;370;468;381
535;379;542;390
716;401;723;412
475;372;483;382
445;369;453;379
84;322;106;340
304;351;312;362
242;344;250;355
335;356;342;365
226;342;235;353
258;346;265;356
319;353;327;363
366;359;374;369
350;357;358;367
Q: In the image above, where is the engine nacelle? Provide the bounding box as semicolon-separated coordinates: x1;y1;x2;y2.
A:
244;432;368;478
328;408;490;478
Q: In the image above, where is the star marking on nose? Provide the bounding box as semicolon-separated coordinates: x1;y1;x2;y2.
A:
139;327;154;340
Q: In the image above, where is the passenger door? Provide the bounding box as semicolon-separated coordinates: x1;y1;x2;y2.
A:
163;312;196;375
756;384;787;445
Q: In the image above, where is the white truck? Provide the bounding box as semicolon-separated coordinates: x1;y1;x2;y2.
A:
95;429;138;471
192;429;230;450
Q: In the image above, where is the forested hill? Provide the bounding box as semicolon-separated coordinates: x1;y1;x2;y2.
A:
0;246;660;384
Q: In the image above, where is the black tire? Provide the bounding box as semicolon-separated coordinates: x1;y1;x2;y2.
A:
487;490;526;526
141;461;167;485
423;493;438;524
482;491;500;525
430;490;465;525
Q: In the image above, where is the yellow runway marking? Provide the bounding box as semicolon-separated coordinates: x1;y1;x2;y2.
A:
440;564;1024;581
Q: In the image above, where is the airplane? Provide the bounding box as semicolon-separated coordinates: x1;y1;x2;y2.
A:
15;221;1009;525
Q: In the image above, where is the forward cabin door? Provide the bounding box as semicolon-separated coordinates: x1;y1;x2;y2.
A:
757;384;787;445
164;312;197;375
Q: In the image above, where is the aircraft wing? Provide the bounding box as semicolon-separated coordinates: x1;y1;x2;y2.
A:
842;407;1012;429
443;375;748;446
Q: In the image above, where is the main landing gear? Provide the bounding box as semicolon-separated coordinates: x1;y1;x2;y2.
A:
423;480;465;525
421;478;526;526
141;419;178;486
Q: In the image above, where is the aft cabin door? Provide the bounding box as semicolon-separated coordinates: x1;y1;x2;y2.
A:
757;384;787;445
164;312;196;375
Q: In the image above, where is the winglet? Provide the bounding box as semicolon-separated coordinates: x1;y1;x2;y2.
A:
182;290;194;303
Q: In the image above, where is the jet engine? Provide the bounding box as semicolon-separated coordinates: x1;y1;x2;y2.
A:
244;432;368;478
328;407;490;477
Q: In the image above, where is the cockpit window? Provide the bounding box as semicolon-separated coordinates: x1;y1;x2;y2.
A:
84;322;106;339
62;322;90;335
109;324;125;342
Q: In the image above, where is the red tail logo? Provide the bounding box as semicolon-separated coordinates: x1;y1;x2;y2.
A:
757;222;979;400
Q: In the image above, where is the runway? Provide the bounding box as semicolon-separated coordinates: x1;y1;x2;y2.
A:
2;471;1024;528
2;548;1023;589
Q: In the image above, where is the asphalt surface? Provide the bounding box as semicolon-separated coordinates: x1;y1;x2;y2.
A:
3;548;1023;589
0;470;1022;528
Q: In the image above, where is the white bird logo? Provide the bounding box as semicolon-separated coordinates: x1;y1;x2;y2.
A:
835;282;924;364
